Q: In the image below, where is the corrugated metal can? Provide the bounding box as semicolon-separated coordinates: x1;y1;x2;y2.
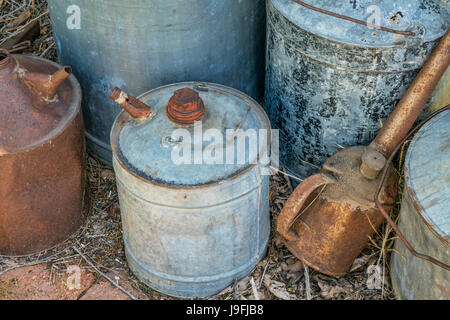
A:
391;109;450;300
110;82;271;298
48;0;266;165
0;50;86;256
265;0;449;180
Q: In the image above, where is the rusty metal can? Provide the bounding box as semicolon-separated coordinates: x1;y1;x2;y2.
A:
0;50;86;256
391;109;450;300
277;146;398;276
110;82;271;298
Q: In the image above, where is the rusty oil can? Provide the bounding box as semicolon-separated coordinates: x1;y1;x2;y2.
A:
0;50;86;256
277;28;450;276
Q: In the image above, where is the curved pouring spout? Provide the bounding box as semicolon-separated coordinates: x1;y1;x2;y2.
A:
0;49;72;101
19;65;73;101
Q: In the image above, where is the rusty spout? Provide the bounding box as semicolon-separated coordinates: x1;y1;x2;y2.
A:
20;65;73;101
370;28;450;158
109;87;152;120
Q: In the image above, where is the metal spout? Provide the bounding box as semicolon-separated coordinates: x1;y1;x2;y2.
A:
109;87;152;120
370;28;450;158
20;65;73;101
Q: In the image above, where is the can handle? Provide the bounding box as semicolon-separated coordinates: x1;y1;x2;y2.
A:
291;0;415;37
277;173;336;242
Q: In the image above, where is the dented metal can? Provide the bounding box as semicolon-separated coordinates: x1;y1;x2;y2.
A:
48;0;266;165
0;50;86;256
265;0;449;180
110;82;271;298
391;110;450;300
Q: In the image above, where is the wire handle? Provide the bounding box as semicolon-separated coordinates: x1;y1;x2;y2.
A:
292;0;416;37
375;105;450;272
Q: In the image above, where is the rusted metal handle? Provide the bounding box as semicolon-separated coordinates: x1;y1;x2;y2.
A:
277;173;335;242
375;105;450;272
109;87;152;121
291;0;415;37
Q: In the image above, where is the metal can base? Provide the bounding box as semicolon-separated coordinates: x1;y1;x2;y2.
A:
125;242;268;299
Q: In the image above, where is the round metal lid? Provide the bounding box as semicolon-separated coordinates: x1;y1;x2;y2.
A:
272;0;449;47
405;109;450;241
0;52;81;154
113;82;271;187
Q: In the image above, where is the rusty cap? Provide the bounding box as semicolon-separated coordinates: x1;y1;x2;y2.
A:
167;88;205;126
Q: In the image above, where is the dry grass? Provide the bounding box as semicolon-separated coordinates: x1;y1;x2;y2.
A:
0;0;405;300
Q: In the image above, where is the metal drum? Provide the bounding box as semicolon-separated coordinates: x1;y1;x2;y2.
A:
391;109;450;300
0;50;86;256
48;0;266;164
110;82;271;298
265;0;448;180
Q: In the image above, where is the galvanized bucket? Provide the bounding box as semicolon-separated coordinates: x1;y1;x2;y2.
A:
265;0;449;180
110;82;271;298
391;109;450;300
48;0;266;165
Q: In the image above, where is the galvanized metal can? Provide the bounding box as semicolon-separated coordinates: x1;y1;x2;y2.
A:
0;50;86;256
48;0;266;165
110;82;271;298
265;0;449;180
391;110;450;300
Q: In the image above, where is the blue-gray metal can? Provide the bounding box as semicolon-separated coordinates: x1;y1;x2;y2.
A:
265;0;448;180
110;82;271;298
391;110;450;300
48;0;266;164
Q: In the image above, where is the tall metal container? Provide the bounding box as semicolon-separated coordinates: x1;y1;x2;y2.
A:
0;50;86;256
48;0;266;165
110;82;271;298
265;0;449;180
391;109;450;300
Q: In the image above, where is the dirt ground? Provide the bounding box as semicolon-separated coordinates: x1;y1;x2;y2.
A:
0;0;402;300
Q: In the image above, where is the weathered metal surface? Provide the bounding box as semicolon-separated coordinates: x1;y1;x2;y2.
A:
48;0;266;165
265;0;449;180
391;110;450;300
371;29;450;157
110;82;271;298
277;146;397;276
0;51;86;256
